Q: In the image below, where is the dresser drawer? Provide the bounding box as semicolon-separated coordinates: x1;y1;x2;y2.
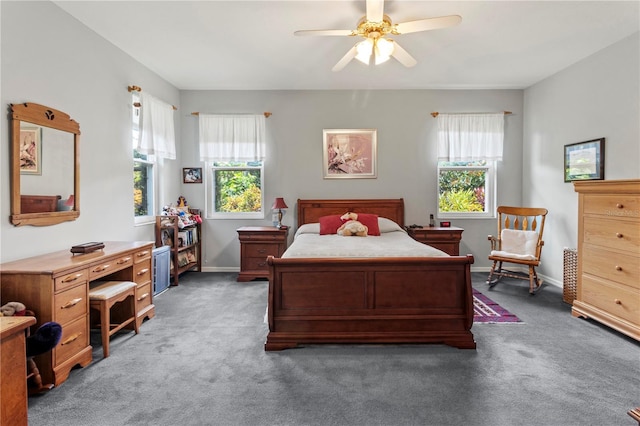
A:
582;275;640;326
583;246;640;289
54;284;87;326
245;243;281;258
583;194;640;217
54;316;89;367
244;257;270;272
134;247;152;264
583;217;640;253
89;255;134;280
133;262;152;285
54;269;89;292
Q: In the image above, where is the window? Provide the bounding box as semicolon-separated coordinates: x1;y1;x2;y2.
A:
206;161;264;219
132;99;156;224
435;113;503;219
437;160;495;219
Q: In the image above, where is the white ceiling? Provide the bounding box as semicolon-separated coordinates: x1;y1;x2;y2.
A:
53;1;640;90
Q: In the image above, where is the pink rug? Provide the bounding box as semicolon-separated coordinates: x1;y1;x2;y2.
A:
473;289;523;323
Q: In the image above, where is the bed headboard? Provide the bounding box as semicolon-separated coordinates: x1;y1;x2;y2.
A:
297;199;405;228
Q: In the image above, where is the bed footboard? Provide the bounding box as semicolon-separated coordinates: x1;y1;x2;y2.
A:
265;255;476;351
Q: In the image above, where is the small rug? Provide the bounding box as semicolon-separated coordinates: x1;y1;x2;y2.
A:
473;289;523;323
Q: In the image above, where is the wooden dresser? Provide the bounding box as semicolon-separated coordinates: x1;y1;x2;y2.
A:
1;316;36;426
237;227;289;282
0;241;155;387
572;179;639;341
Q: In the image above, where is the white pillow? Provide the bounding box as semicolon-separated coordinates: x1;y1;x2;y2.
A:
491;229;539;260
294;223;320;238
378;217;406;233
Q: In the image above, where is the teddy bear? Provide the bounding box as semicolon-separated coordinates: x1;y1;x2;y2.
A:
337;212;368;236
0;301;27;316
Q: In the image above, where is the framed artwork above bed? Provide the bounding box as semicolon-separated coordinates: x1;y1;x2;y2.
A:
323;129;377;179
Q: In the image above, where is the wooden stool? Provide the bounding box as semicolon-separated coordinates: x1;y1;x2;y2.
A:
89;281;139;358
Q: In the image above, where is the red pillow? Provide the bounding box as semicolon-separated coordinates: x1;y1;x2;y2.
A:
356;213;380;236
319;215;343;235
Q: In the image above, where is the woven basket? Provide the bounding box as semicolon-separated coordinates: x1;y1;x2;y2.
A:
563;248;578;304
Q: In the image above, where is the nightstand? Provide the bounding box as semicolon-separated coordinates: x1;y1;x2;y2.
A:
406;226;464;255
237;226;289;282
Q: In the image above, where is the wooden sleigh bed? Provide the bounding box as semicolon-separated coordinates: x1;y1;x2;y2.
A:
265;199;476;351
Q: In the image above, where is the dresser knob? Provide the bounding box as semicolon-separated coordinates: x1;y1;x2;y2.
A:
616;233;623;238
614;299;622;305
616;203;623;209
615;265;623;271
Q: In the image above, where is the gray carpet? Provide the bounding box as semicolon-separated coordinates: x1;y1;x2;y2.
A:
27;272;639;426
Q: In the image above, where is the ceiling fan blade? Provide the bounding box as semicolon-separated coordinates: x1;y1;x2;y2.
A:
366;0;384;22
391;41;417;68
294;29;354;36
395;15;462;34
332;45;358;72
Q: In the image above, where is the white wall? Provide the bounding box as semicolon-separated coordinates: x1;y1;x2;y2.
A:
0;1;180;262
523;32;640;282
180;89;524;271
3;2;637;286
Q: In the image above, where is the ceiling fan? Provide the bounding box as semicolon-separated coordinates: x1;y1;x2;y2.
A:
294;0;461;71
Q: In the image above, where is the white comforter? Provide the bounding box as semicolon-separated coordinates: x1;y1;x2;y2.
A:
283;218;449;258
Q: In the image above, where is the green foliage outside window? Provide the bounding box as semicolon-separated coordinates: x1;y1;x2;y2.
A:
214;162;262;213
134;159;148;216
438;162;486;213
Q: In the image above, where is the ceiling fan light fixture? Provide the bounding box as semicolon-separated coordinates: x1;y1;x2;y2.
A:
374;37;394;64
355;38;374;64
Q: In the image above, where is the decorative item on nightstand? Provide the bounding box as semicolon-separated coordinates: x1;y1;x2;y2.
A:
272;197;288;229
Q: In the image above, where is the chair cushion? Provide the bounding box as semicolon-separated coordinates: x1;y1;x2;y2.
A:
491;229;538;261
89;281;137;300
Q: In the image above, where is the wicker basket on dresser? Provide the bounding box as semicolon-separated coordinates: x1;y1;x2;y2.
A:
572;179;639;341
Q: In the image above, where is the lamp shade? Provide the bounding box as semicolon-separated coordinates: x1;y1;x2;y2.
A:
272;197;288;210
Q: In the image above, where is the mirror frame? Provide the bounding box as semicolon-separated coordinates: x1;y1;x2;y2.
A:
10;102;80;226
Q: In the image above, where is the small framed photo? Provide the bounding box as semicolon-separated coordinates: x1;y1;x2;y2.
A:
564;138;605;182
323;129;377;179
20;127;42;175
183;167;202;184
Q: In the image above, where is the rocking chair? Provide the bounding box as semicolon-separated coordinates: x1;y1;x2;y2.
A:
487;206;548;294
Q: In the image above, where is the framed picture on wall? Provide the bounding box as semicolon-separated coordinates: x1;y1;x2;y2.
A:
183;167;203;183
20;127;42;175
564;138;605;182
323;129;377;179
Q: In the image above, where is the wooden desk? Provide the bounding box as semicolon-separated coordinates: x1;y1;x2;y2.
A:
1;316;36;426
0;241;155;387
406;226;464;255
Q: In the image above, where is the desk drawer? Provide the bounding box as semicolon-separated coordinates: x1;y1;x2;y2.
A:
54;316;88;367
133;262;151;285
89;255;134;280
582;275;640;326
134;247;152;264
54;269;88;292
136;282;152;311
54;284;87;326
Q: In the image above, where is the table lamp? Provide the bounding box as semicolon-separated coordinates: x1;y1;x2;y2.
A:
272;197;288;229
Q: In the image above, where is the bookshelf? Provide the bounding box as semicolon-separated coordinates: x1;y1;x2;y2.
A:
155;215;201;285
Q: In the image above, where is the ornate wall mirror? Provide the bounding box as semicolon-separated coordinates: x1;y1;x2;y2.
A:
10;102;80;226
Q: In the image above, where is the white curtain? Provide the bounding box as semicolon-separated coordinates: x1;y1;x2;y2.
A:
199;114;266;162
437;113;504;161
138;92;176;159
